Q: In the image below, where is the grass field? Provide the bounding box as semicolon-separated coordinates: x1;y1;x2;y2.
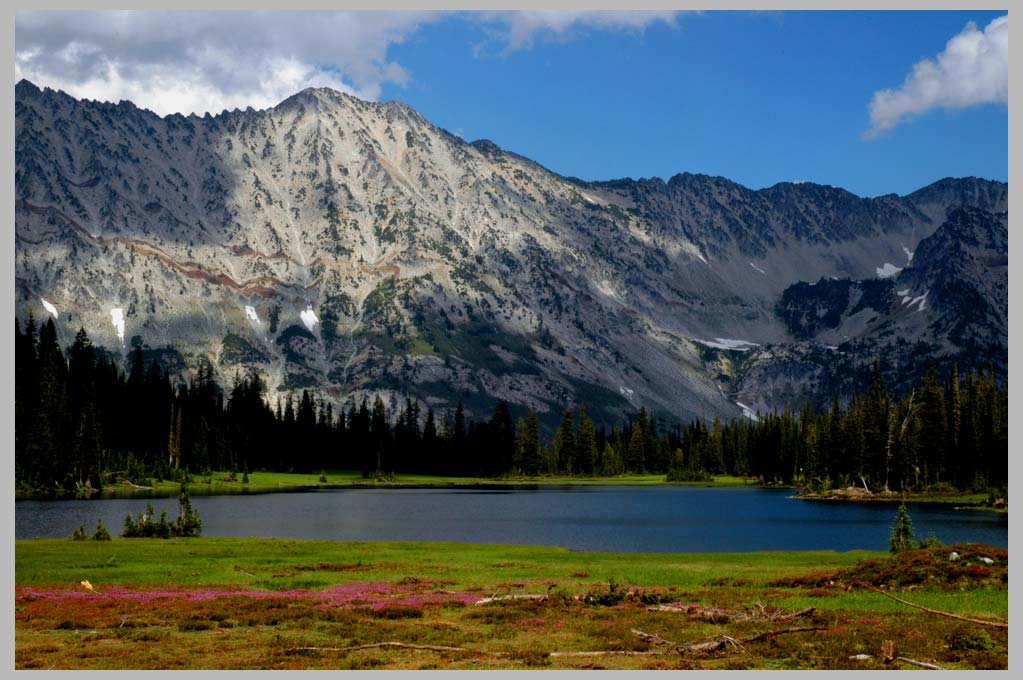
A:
14;538;1007;670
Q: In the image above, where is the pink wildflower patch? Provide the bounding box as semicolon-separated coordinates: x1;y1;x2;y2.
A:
17;579;478;612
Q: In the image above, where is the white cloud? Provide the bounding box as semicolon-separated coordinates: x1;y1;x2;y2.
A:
15;10;434;116
481;10;681;53
864;15;1007;139
15;10;685;116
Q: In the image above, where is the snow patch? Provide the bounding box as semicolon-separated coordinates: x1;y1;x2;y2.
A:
901;242;914;263
244;305;261;327
736;402;760;422
824;345;839;351
678;240;708;265
110;308;125;344
693;338;760;352
619;386;635;399
40;298;58;319
876;263;902;278
909;291;928;312
300;306;319;332
897;288;909;296
749;262;766;275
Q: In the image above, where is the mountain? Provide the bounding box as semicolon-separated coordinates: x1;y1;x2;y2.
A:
740;206;1008;411
14;80;1009;426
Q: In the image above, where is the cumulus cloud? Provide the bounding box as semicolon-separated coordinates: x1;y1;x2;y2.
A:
15;10;685;116
15;10;433;116
864;15;1008;139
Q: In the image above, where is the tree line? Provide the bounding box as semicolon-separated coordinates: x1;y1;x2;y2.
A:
15;317;1006;495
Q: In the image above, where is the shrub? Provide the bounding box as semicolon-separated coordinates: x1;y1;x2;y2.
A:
918;531;942;548
666;466;713;483
318;471;328;483
949;628;995;651
92;520;111;541
173;484;202;537
70;525;88;541
121;486;201;538
241;471;249;484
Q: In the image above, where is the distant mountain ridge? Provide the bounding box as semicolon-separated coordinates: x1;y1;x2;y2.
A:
14;79;1008;426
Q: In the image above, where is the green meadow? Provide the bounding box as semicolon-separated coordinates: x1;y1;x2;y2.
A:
15;538;1007;670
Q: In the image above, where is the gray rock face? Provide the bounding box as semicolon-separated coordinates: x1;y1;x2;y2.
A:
14;80;1008;425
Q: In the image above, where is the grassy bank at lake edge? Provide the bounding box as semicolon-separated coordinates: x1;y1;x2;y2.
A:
16;471;760;500
794;489;1004;511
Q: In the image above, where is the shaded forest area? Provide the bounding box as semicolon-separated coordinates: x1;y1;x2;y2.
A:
15;317;1007;496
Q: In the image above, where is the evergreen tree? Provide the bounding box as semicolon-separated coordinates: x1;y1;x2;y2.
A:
521;408;542;476
370;395;390;473
944;365;964;487
623;408;648;473
553;408;576;473
422;407;438;474
488;401;516;475
576;404;597;475
917;365;946;486
889;502;915;553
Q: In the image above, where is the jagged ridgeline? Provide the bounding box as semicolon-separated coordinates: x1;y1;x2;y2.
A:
14;80;1007;429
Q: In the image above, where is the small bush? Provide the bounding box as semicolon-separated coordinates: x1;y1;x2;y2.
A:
948;629;995;652
242;471;249;484
583;578;628;606
318;471;328;483
70;525;88;541
92;520;111;541
364;605;423;619
666;466;713;483
121;485;201;538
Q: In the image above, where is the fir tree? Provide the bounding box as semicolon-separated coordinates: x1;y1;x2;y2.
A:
889;502;915;553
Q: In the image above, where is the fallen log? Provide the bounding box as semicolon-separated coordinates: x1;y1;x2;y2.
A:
549;650;660;658
648;604;815;624
286;642;491;655
474;593;549;605
855;581;1008;629
630;626;826;658
896;656;945;670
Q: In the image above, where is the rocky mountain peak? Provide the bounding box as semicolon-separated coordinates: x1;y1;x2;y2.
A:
14;80;1008;427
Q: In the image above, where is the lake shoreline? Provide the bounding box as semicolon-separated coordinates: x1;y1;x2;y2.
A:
15;471;762;501
793;488;1007;514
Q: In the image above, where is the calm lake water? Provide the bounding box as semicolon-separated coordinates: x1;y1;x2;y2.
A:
15;486;1007;553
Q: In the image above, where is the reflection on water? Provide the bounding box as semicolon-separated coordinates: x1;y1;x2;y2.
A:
15;486;1007;553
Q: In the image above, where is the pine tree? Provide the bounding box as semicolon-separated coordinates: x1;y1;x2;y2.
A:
554;408;576;473
576;404;597;475
488;401;515;475
521;408;542;476
371;395;390;473
944;365;963;487
917;365;946;486
422;407;438;474
889;502;915;553
625;411;647;473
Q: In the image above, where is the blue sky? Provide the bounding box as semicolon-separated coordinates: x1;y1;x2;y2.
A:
16;10;1008;197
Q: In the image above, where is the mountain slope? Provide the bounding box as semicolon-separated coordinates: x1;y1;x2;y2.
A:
14;80;1008;425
